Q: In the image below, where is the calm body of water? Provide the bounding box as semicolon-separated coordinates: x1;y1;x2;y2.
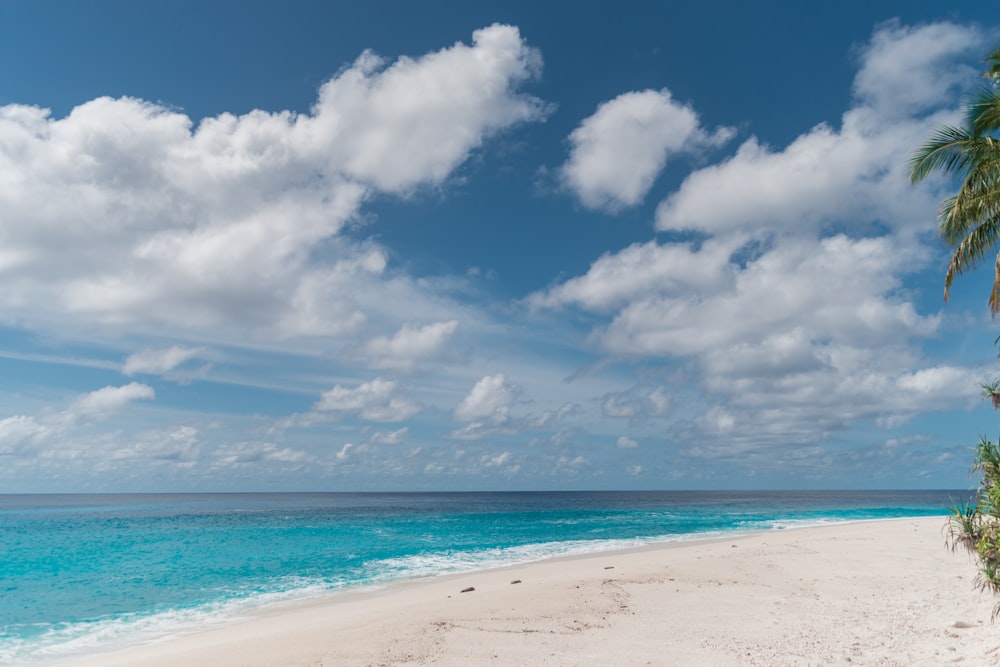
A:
0;490;960;665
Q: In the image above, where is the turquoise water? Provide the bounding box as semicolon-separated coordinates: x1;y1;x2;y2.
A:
0;490;959;665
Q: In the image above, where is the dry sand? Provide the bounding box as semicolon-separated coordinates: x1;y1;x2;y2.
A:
50;517;1000;666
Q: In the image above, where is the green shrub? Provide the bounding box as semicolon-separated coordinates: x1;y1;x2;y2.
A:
948;433;1000;618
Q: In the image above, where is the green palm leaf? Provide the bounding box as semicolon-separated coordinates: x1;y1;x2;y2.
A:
911;51;1000;313
909;125;974;184
967;87;1000;137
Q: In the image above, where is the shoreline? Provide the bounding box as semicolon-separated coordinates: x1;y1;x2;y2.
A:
24;516;930;664
28;516;938;664
44;516;1000;667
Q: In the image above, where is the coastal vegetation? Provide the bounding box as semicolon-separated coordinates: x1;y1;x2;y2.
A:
910;47;1000;314
945;425;1000;616
910;46;1000;615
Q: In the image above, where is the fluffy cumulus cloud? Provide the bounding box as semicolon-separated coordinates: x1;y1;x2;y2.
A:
616;436;639;449
313;378;420;422
654;23;981;237
0;384;173;487
0;415;52;455
535;22;984;452
482;450;515;468
692;349;986;450
453;373;520;422
852;20;982;117
361;320;459;370
561;89;733;211
602;386;671;419
595;235;938;357
529;237;739;313
0;24;546;339
1;19;989;490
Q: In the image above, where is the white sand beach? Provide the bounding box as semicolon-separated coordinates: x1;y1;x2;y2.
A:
50;517;998;667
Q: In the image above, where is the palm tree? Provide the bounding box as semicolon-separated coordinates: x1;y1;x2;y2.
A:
910;47;1000;314
914;46;1000;620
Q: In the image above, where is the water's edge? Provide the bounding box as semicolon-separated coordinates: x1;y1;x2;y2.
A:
0;490;960;666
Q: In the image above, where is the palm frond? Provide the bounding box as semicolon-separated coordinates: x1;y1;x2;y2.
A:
909;125;975;184
965;87;1000;137
940;169;1000;247
992;255;1000;315
942;219;1000;305
939;195;1000;248
985;47;1000;84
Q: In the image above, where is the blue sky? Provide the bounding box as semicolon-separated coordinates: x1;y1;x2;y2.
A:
1;1;999;491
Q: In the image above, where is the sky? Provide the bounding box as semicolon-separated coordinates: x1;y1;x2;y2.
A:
1;1;999;492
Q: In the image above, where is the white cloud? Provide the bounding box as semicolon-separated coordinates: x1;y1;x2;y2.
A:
267;447;312;463
368;427;409;445
454;373;519;422
106;425;201;466
69;382;155;420
0;415;52;454
212;443;254;467
335;442;366;461
362;320;459;370
268;249;388;339
0;24;546;339
616;436;638;449
0;19;986;491
0;400;200;480
531;21;981;453
652;25;980;239
687;344;987;452
592;235;937;358
652;119;931;238
530;402;582;427
528;237;740;313
446;421;508;441
554;455;588;474
695;407;738;436
602;386;671;419
896;366;981;397
123;345;205;376
482;451;513;467
314;378;420;422
656;23;981;243
852;21;982;117
308;25;546;192
644;387;671;417
699;327;823;380
561;89;733;211
211;441;314;468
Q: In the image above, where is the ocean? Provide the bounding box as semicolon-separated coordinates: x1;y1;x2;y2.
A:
0;490;961;665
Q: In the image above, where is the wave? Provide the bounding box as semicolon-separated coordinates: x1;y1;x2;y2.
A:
0;577;336;667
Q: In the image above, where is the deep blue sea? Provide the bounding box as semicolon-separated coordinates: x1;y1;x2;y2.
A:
0;490;961;665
